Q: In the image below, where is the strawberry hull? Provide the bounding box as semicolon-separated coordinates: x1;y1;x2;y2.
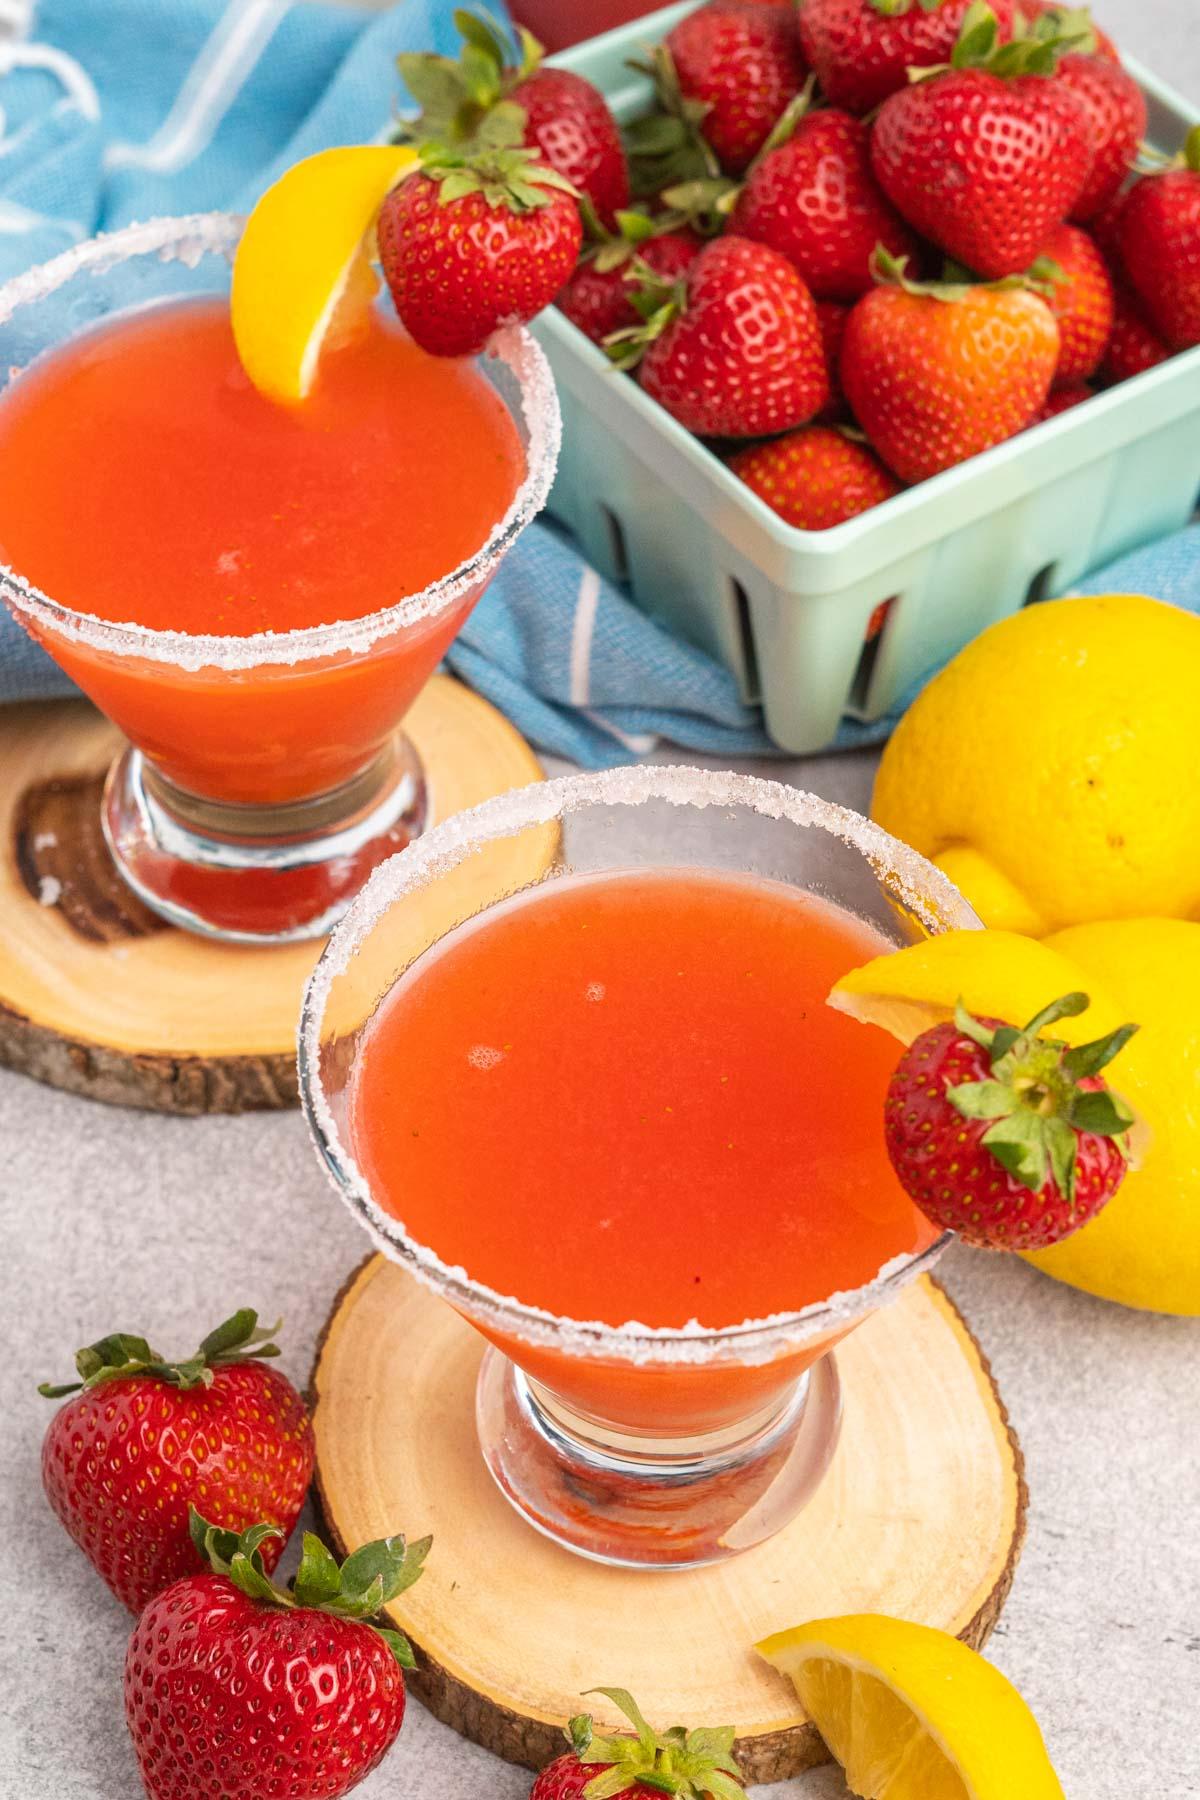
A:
535;4;1200;755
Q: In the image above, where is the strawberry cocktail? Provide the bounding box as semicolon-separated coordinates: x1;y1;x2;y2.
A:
0;207;560;942
301;767;978;1567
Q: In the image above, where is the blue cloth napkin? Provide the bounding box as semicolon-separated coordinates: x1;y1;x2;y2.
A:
0;1;1195;767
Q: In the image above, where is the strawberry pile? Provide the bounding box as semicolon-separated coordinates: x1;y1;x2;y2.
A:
39;1307;430;1800
388;2;1198;542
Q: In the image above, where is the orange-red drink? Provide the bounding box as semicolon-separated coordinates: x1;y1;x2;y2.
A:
0;296;525;806
348;867;938;1433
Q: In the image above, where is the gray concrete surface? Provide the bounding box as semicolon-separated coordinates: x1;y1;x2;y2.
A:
3;2;1199;1795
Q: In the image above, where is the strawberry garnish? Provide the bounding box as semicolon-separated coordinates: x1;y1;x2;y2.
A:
40;1308;312;1613
609;235;829;438
798;0;1017;117
840;250;1060;482
378;138;582;356
125;1512;429;1800
1116;128;1200;351
397;10;629;226
530;1689;746;1800
885;993;1138;1250
870;2;1096;280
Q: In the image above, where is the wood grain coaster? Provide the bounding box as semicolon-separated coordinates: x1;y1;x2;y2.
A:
312;1259;1027;1784
0;678;547;1113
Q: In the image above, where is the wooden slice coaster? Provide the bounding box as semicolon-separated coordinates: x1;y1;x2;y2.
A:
0;678;547;1113
312;1259;1027;1784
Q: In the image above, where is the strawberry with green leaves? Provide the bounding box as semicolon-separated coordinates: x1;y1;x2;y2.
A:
1014;0;1119;61
40;1308;312;1614
558;211;703;345
884;993;1138;1250
1117;130;1200;351
1053;47;1146;221
378;135;582;356
398;10;628;226
870;2;1095;280
638;2;810;179
125;1512;429;1800
611;235;829;439
798;0;1017;116
530;1689;746;1800
840;251;1060;482
730;99;918;302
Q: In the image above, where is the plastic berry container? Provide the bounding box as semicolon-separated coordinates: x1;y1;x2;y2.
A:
533;2;1200;754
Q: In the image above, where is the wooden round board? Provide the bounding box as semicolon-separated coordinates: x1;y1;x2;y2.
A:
0;678;546;1113
312;1258;1027;1784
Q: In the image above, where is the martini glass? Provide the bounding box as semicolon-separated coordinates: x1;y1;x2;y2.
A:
0;214;560;943
300;766;979;1569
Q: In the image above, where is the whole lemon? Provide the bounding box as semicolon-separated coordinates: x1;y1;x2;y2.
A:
1025;918;1200;1314
832;920;1200;1316
872;594;1200;934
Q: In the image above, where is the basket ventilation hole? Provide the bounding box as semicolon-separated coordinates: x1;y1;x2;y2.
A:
1023;563;1058;607
849;598;896;712
600;506;629;584
729;577;762;705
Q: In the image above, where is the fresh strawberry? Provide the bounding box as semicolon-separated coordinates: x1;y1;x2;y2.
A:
1036;382;1093;417
398;15;628;226
125;1513;429;1800
1038;222;1114;383
1117;132;1200;350
730;426;901;529
513;68;631;228
730;106;918;302
379;147;581;357
1053;52;1146;220
884;993;1138;1250
40;1309;312;1614
1101;280;1171;382
870;5;1095;280
797;0;1016;117
840;251;1059;481
1014;0;1119;61
613;236;829;437
816;298;852;419
530;1688;745;1800
658;3;810;175
558;216;702;344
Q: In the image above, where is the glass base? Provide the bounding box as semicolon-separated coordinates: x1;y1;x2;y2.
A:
475;1349;843;1569
101;736;427;944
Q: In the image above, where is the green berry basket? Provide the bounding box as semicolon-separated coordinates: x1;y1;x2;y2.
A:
534;3;1200;754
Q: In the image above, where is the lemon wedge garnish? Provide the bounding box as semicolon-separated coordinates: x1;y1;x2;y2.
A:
827;928;1122;1052
231;144;420;404
757;1615;1065;1799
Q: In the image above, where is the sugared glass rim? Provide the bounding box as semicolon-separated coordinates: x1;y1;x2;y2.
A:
0;212;561;672
299;765;979;1368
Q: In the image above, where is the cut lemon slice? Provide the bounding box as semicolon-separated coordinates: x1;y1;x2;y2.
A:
231;144;420;403
757;1615;1065;1800
827;926;1124;1050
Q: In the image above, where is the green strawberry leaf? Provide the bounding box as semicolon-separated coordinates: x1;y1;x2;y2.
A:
952;3;1001;67
376;1627;417;1672
1069;1087;1136;1137
587;1688;659;1760
293;1533;343;1607
948;1079;1019;1120
981;1110;1053;1192
1061;1023;1139;1079
452;6;510;66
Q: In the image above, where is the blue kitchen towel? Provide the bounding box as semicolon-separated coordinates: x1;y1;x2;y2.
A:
0;1;1196;768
